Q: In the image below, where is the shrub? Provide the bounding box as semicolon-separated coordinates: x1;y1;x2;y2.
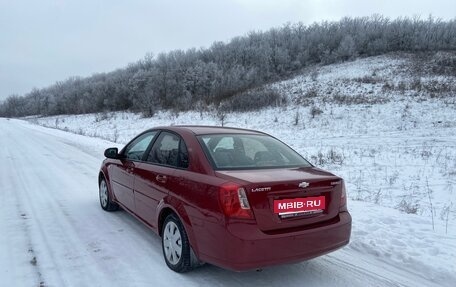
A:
295;88;319;106
293;110;300;126
327;94;389;105
310;106;323;118
397;198;419;214
353;75;382;84
220;87;286;112
310;148;344;165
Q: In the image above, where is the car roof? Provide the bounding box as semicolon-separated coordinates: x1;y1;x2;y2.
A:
154;125;266;136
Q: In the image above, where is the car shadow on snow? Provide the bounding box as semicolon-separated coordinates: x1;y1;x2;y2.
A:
102;207;339;286
182;260;336;286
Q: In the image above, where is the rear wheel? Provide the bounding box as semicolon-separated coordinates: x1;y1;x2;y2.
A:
162;214;193;272
99;178;118;211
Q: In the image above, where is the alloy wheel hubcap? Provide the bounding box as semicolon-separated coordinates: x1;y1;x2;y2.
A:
100;180;108;207
163;221;182;265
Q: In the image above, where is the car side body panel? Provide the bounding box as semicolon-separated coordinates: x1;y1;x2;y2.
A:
134;163;176;228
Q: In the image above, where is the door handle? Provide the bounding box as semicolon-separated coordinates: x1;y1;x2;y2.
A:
156;174;167;183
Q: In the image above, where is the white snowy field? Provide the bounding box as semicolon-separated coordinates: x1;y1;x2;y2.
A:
6;54;455;286
30;54;456;224
1;118;455;287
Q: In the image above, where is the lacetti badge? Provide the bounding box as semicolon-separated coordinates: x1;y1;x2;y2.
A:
251;187;271;192
299;181;310;188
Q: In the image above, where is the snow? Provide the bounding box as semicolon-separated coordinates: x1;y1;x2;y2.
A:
1;119;454;287
3;54;455;286
28;55;456;223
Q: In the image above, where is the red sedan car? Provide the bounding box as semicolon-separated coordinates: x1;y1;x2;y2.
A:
99;126;351;272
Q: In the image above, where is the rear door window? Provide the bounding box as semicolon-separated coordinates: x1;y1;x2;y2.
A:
147;132;189;168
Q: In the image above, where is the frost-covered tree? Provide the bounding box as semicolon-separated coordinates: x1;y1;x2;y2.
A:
337;35;357;60
1;15;455;117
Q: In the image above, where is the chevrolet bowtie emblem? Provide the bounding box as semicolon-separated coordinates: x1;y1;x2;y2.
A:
299;181;309;188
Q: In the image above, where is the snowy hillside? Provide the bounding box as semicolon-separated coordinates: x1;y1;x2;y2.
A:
24;53;456;285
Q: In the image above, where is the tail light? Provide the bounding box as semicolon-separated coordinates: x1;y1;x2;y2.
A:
219;183;254;219
340;181;347;211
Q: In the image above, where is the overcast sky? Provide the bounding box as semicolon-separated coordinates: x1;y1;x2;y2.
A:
1;0;455;100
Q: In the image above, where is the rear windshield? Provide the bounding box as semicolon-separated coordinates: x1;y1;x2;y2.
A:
197;134;312;170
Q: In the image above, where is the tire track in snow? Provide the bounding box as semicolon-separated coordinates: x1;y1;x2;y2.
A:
321;250;449;287
3;137;47;287
8;142;69;286
19;212;47;287
3;120;169;286
6;124;115;286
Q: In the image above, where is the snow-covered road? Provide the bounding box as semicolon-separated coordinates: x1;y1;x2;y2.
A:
0;118;452;287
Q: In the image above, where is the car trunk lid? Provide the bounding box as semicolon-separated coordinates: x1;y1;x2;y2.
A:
215;167;343;232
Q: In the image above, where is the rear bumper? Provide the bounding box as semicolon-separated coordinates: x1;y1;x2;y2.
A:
196;212;352;271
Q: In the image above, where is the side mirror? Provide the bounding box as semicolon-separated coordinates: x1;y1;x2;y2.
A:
104;147;122;159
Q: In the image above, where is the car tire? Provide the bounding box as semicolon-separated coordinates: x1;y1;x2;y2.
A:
162;213;194;273
99;177;119;211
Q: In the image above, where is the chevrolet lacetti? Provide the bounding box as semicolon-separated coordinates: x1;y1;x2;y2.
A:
98;126;351;272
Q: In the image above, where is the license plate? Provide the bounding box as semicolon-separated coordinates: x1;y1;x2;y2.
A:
273;196;326;214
